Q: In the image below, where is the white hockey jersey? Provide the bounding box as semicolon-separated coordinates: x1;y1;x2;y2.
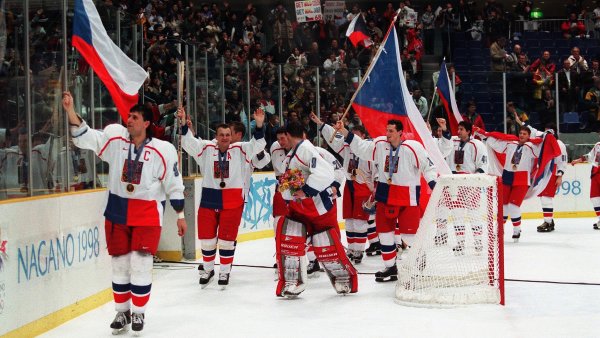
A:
281;140;335;215
526;126;568;175
315;146;345;194
71;121;184;227
182;127;266;209
481;133;539;186
439;136;489;174
345;133;437;207
270;141;288;178
320;124;375;190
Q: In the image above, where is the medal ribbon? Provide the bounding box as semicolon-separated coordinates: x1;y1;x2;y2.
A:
284;140;304;173
218;150;228;185
128;139;150;184
388;144;401;183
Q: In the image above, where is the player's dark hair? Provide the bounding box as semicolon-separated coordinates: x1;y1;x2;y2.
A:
545;122;558;139
215;123;231;133
286;121;304;138
352;125;367;136
519;125;531;135
387;119;403;132
458;120;473;134
229;121;246;138
276;126;287;135
130;104;154;138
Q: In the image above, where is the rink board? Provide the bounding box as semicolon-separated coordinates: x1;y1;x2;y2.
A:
0;164;594;336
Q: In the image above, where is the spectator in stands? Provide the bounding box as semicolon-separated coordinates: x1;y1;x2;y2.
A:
537;88;557;128
306;42;322;67
462;101;485;131
593;4;600;38
420;4;436;54
561;12;586;39
483;9;508;47
583;78;600;131
413;88;428;118
367;20;384;41
509;53;532;111
507;44;527;69
558;59;581;113
270;38;291;64
438;2;459;61
490;37;509;72
530;51;556;101
273;12;293;50
583;58;600;91
515;1;533;20
568;47;589;74
506;101;529;135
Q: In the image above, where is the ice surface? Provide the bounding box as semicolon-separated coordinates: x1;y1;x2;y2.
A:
41;218;600;338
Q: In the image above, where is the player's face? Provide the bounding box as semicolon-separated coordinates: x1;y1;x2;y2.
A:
277;133;289;150
127;112;149;139
457;126;470;141
231;131;243;143
518;129;530;144
216;127;232;149
386;124;402;145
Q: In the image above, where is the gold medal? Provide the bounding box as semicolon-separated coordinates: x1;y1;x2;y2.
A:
126;183;135;193
387;177;392;184
351;169;357;180
456;164;461;171
512;164;517;171
220;181;226;188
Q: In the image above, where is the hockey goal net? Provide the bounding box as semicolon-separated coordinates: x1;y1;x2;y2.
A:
395;174;504;306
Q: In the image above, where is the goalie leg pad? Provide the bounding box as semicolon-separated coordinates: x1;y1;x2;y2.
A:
275;218;307;297
312;229;358;294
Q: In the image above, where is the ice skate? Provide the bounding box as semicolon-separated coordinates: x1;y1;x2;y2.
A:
537;221;555;233
110;310;131;335
512;227;521;243
307;260;320;278
365;241;381;256
593;222;599;230
353;251;363;264
218;272;230;290
375;264;398;282
131;312;144;336
199;269;215;288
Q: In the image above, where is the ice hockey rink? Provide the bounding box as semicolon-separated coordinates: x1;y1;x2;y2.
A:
41;218;600;338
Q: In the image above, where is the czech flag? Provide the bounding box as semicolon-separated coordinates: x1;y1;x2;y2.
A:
352;26;450;176
345;13;373;48
73;0;148;121
352;25;451;216
476;129;561;199
436;60;463;135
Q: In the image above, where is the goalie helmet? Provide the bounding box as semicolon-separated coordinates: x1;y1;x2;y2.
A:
362;194;377;215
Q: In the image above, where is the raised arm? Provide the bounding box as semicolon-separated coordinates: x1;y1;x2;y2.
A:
241;108;267;159
63;91;111;155
335;121;376;161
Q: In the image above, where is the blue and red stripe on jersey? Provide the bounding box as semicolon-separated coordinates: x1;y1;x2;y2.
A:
105;192;166;227
374;182;420;207
200;187;244;210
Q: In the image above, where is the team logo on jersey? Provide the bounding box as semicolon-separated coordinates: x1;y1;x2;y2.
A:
214;161;230;179
121;160;144;184
383;156;399;174
173;163;180;177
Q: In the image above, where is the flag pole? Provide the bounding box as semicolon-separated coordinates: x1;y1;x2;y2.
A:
426;86;438;123
330;9;402;142
176;44;185;172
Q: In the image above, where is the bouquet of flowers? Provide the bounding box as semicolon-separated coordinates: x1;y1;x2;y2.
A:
278;169;305;200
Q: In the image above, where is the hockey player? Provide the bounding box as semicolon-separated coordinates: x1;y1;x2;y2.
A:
179;108;266;289
310;112;376;264
514;113;567;232
229;121;271;196
474;126;537;242
63;92;187;335
336;119;437;282
571;126;600;230
437;120;489;252
276;121;357;298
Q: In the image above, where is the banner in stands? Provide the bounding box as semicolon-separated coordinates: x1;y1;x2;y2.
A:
323;1;345;21
295;0;323;23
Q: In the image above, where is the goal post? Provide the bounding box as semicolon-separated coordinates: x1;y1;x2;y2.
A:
395;174;504;306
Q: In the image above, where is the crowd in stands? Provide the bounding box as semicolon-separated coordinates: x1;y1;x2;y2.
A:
5;1;600;160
